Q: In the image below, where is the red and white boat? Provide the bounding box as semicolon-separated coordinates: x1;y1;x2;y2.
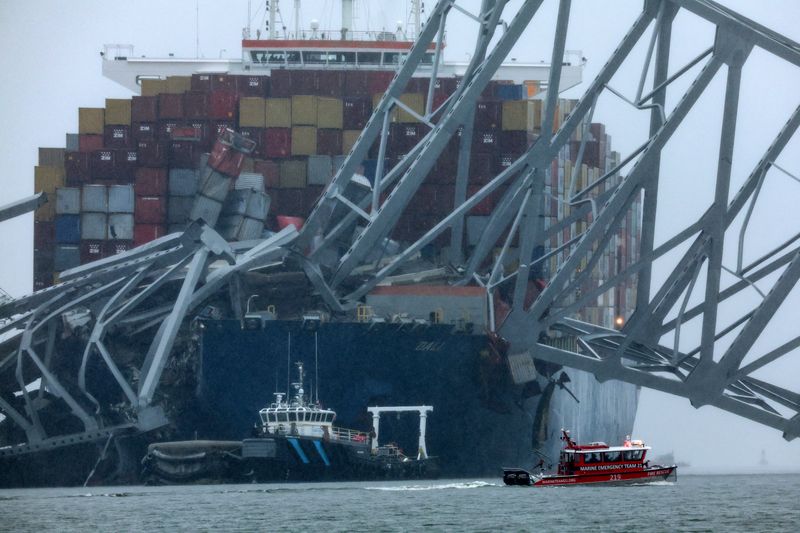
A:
503;430;677;487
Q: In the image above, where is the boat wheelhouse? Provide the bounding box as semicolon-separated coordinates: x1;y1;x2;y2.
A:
503;430;677;487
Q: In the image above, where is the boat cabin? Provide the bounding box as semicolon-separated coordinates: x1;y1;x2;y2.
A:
556;431;650;476
259;393;336;438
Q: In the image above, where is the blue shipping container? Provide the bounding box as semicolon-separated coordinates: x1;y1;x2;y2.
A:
54;215;81;244
494;84;524;101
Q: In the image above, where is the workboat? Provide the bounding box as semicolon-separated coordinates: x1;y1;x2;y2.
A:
141;362;438;484
502;430;677;487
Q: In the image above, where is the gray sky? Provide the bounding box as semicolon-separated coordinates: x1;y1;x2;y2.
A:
1;0;799;470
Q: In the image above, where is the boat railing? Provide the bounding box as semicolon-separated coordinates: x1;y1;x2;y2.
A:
264;30;417;43
329;426;370;444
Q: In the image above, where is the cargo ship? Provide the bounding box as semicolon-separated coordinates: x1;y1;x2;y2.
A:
3;1;642;486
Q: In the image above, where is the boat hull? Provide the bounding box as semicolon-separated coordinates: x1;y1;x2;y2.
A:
503;466;677;487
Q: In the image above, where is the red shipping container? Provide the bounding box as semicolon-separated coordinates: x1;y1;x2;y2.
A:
239;127;264;156
90;149;115;180
210;120;236;139
158;93;184;119
209;90;238;120
132;122;157;141
467;185;497;215
476;101;502;130
273;189;305;216
263;128;292;158
317;129;342;156
315;71;344;97
501;130;528;155
208;139;246;177
473;130;499;154
343;97;371;130
191;73;213;93
254;159;280;188
80;240;106;264
184;91;209;119
157;120;182;140
134;167;168;196
137;140;168;167
345;71;371;97
105;240;134;256
131;95;159;122
389;123;422;155
304;185;325;212
170;141;199;169
211;73;236;92
368;71;394;94
270;70;292;97
407;77;429;94
34;221;55;248
65;151;90;185
185;120;212;149
291;70;317;95
496;153;516;173
79;134;104;153
103;125;132;148
470;153;496;184
236;75;269;97
134;223;168;246
114;149;139;182
135;196;167;224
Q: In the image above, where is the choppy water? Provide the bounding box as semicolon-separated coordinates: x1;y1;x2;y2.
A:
1;474;798;532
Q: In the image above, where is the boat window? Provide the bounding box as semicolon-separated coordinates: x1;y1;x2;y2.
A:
420;52;435;65
279;412;288;422
384;52;402;65
583;452;602;464
327;52;355;64
286;51;301;64
603;451;622;462
302;51;328;64
357;52;381;65
265;50;287;64
250;51;267;63
632;450;643;460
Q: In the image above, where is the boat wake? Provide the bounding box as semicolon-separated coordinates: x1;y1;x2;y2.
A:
366;480;498;491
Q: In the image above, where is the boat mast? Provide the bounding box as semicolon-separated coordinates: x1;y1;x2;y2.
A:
341;0;353;39
412;0;421;39
268;0;278;38
293;0;300;37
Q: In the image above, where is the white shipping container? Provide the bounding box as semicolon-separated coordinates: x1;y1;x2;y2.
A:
108;213;134;240
108;184;134;213
55;187;81;215
81;184;108;213
80;212;107;240
190;194;223;226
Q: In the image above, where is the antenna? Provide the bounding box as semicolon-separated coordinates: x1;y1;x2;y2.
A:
287;331;291;395
195;0;200;57
315;331;319;404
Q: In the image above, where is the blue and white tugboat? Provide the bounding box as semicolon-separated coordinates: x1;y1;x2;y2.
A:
142;363;438;483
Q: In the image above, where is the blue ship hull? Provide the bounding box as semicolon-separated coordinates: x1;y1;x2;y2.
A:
197;319;638;476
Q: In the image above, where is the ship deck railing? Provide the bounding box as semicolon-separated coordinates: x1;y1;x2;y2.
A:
329;427;370;444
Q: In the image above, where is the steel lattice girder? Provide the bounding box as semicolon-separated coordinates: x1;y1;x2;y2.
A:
297;0;800;440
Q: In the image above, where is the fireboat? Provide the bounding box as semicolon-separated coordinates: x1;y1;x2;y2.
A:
503;430;677;487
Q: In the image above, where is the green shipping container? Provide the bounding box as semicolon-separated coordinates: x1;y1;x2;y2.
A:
105;99;132;125
141;78;167;96
39;148;66;168
79;108;105;134
279;160;307;188
501;100;530;131
265;98;292;128
240;97;266;128
317;97;344;129
291;95;318;126
166;76;192;94
291;127;317;156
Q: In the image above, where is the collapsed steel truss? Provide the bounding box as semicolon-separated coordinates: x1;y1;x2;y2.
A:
302;0;800;440
1;0;799;460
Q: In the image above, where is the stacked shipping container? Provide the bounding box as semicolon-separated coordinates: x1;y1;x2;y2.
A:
31;71;641;323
